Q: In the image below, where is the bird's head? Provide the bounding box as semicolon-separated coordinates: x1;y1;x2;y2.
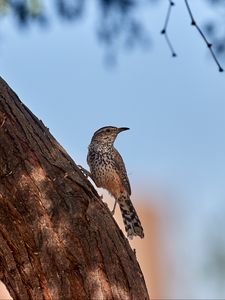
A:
90;126;129;146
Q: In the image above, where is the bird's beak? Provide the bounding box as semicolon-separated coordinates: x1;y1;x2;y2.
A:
118;127;130;132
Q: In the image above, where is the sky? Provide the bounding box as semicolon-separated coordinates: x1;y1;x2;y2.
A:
1;0;225;298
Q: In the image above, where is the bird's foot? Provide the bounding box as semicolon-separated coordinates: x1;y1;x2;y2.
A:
111;200;117;216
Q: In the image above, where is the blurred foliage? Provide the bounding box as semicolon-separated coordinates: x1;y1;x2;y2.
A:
96;0;151;51
0;0;225;56
1;0;46;24
0;0;153;52
203;231;225;296
204;0;225;55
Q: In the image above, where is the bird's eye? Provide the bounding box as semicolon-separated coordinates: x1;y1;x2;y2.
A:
106;129;110;133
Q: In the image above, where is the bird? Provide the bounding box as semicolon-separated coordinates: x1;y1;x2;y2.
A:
84;126;144;239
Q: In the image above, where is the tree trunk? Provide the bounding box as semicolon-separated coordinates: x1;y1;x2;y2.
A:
0;77;149;300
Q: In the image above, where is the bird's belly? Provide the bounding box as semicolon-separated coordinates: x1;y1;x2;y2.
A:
91;165;124;198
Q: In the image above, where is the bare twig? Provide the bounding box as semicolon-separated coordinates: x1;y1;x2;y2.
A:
184;0;223;72
161;0;177;57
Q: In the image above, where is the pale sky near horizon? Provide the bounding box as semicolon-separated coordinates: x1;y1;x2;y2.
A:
1;0;225;298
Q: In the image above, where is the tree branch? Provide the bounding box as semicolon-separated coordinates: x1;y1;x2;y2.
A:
184;0;223;72
161;0;177;57
161;0;224;72
0;77;149;300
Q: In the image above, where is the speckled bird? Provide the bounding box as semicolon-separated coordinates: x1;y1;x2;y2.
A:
86;126;144;239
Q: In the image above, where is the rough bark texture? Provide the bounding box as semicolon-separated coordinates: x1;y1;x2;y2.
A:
0;77;150;300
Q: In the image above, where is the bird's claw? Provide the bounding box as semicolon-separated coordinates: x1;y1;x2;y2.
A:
111;200;117;216
111;207;116;216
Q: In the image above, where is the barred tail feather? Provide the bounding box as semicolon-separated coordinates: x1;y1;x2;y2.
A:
118;195;144;239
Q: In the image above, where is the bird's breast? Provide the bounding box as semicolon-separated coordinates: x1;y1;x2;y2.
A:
87;150;124;198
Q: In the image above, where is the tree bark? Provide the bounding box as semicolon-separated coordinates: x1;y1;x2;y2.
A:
0;77;149;300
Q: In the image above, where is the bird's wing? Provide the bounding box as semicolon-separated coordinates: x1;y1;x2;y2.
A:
113;148;131;195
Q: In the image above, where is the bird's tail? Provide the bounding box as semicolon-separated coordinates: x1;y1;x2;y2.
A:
118;195;144;239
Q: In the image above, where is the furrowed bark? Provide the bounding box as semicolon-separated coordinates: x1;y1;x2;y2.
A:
0;77;149;300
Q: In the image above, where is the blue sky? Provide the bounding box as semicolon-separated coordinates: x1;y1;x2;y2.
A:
1;0;225;298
